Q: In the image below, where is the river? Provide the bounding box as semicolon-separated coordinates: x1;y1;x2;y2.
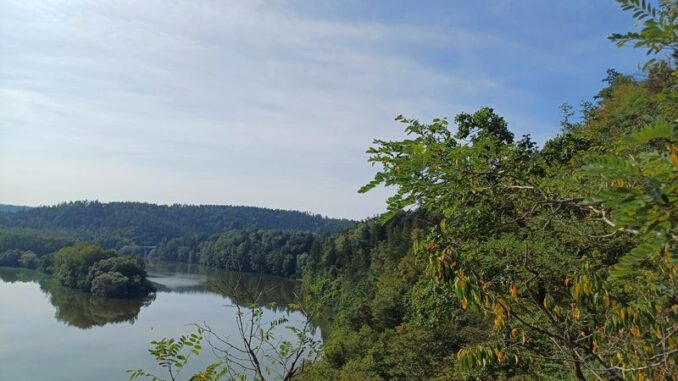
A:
0;262;323;380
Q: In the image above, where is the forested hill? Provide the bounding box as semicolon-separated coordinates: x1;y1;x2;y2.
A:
0;204;32;213
0;201;355;246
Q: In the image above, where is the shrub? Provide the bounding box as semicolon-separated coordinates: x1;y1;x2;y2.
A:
90;271;130;298
0;249;22;267
18;251;39;269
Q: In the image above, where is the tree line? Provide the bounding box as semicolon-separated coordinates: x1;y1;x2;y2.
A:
0;201;355;247
152;230;323;278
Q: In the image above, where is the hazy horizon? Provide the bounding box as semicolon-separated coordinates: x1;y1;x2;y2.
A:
0;200;363;220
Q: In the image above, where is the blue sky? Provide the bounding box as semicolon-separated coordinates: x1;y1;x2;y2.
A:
0;0;647;219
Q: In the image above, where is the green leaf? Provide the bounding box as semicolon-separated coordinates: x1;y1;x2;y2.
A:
609;238;665;280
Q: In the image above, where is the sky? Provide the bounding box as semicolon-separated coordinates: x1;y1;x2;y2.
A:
0;0;648;219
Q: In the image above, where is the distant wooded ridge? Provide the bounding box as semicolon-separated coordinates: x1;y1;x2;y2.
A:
0;201;356;247
0;204;32;213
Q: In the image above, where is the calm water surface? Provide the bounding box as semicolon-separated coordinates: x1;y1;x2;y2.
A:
0;262;323;381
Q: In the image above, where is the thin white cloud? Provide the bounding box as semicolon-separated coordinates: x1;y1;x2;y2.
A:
0;0;553;218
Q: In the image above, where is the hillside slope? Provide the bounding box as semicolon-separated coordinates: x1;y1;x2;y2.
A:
0;201;355;246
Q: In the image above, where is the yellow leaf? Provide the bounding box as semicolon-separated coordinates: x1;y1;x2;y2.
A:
573;307;581;320
461;297;468;310
510;284;518;301
582;280;590;296
493;304;505;330
630;325;641;337
671;149;678;168
572;283;580;299
494;349;504;362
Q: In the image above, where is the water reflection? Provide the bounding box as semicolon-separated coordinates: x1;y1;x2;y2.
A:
146;262;329;336
0;263;327;381
0;263;315;330
147;261;301;311
45;285;154;329
0;267;151;329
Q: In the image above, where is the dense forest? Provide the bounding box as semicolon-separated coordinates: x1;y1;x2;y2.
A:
152;230;322;278
0;203;353;299
0;228;78;256
129;2;677;380
0;201;355;250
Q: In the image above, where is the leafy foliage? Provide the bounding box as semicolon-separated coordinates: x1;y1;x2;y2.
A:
45;243;155;298
88;256;154;297
610;0;678;56
346;5;678;378
132;290;323;381
356;72;677;381
128;329;227;381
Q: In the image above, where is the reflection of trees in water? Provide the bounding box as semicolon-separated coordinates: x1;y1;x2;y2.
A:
43;284;154;329
209;271;299;311
147;262;330;335
148;262;299;309
1;264;329;336
0;267;40;283
0;267;152;329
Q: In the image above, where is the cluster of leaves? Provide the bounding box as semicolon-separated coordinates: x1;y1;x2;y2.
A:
128;330;227;381
131;288;323;381
610;0;678;57
88;256;156;297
